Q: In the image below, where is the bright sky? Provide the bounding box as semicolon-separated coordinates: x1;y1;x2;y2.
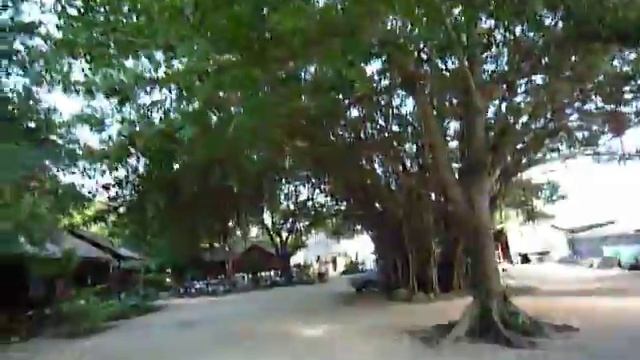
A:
525;129;640;230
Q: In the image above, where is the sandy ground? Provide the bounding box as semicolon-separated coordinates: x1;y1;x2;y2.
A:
3;264;640;360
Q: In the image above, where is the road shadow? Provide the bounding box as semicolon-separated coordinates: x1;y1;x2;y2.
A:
337;290;388;308
338;285;639;311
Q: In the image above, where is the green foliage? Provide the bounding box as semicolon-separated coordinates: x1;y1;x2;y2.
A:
142;273;172;292
53;292;110;338
341;259;364;275
53;289;160;338
28;249;78;278
499;179;560;223
293;263;315;284
260;176;338;258
40;0;640;290
540;181;565;204
103;298;161;322
1;5;87;250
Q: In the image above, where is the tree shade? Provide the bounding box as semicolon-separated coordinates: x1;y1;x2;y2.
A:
42;0;640;347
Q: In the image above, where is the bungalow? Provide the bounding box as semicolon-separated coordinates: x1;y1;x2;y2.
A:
0;230;116;313
67;229;144;292
194;245;238;279
1;229;143;313
233;244;285;275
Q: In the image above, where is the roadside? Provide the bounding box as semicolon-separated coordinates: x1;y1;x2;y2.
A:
3;266;640;360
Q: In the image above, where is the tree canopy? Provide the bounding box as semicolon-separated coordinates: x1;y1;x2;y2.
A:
1;2;86;252
42;0;640;347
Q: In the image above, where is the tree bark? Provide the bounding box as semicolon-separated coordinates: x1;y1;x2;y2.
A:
277;251;293;284
451;235;466;291
401;218;418;294
465;176;502;307
438;175;579;348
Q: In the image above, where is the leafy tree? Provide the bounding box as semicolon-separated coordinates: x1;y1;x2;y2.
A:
495;178;560;224
259;175;337;279
1;2;85;251
44;0;640;348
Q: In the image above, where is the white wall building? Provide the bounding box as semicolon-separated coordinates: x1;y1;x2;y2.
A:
291;231;376;276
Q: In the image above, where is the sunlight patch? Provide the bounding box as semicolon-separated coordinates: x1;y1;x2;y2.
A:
294;324;331;338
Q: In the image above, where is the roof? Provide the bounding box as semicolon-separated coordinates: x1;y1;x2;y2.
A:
22;241;63;258
201;246;237;262
570;223;640;241
0;230;116;262
233;244;284;273
243;244;277;256
53;231;114;260
116;247;143;261
552;220;617;235
68;229;142;261
0;232;60;258
69;229;118;252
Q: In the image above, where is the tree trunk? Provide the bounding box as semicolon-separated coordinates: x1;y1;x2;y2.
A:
413;232;438;295
467;178;502;307
440;176;577;347
280;256;293;284
451;235;466;292
225;259;234;280
401;218;418;294
276;248;293;284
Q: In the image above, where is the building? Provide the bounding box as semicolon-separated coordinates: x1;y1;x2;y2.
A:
233;244;285;275
568;224;640;267
505;146;640;263
291;231;375;276
0;229;144;314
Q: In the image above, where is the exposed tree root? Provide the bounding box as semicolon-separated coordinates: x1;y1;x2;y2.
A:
414;293;578;349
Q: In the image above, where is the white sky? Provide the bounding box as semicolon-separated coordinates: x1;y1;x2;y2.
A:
525;131;640;230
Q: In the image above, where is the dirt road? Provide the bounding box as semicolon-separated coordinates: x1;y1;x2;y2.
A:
4;268;640;360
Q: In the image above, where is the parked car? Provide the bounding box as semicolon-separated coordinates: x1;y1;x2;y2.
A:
348;269;380;292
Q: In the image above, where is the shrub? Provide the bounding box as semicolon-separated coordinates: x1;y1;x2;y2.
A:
51;291;162;338
341;260;364;275
293;263;316;285
142;273;172;292
52;296;110;338
104;298;161;322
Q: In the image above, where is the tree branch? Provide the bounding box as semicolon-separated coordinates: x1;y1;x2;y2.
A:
437;1;484;112
437;1;488;178
260;219;280;252
415;91;469;214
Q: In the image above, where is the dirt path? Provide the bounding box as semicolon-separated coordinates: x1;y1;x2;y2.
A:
3;267;640;360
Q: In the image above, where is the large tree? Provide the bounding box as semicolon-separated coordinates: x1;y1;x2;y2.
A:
46;0;640;347
259;175;337;280
1;2;85;250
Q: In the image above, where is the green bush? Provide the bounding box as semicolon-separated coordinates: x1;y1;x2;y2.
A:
53;295;110;338
104;298;161;322
341;260;364;275
293;263;316;284
52;291;162;338
142;273;172;292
